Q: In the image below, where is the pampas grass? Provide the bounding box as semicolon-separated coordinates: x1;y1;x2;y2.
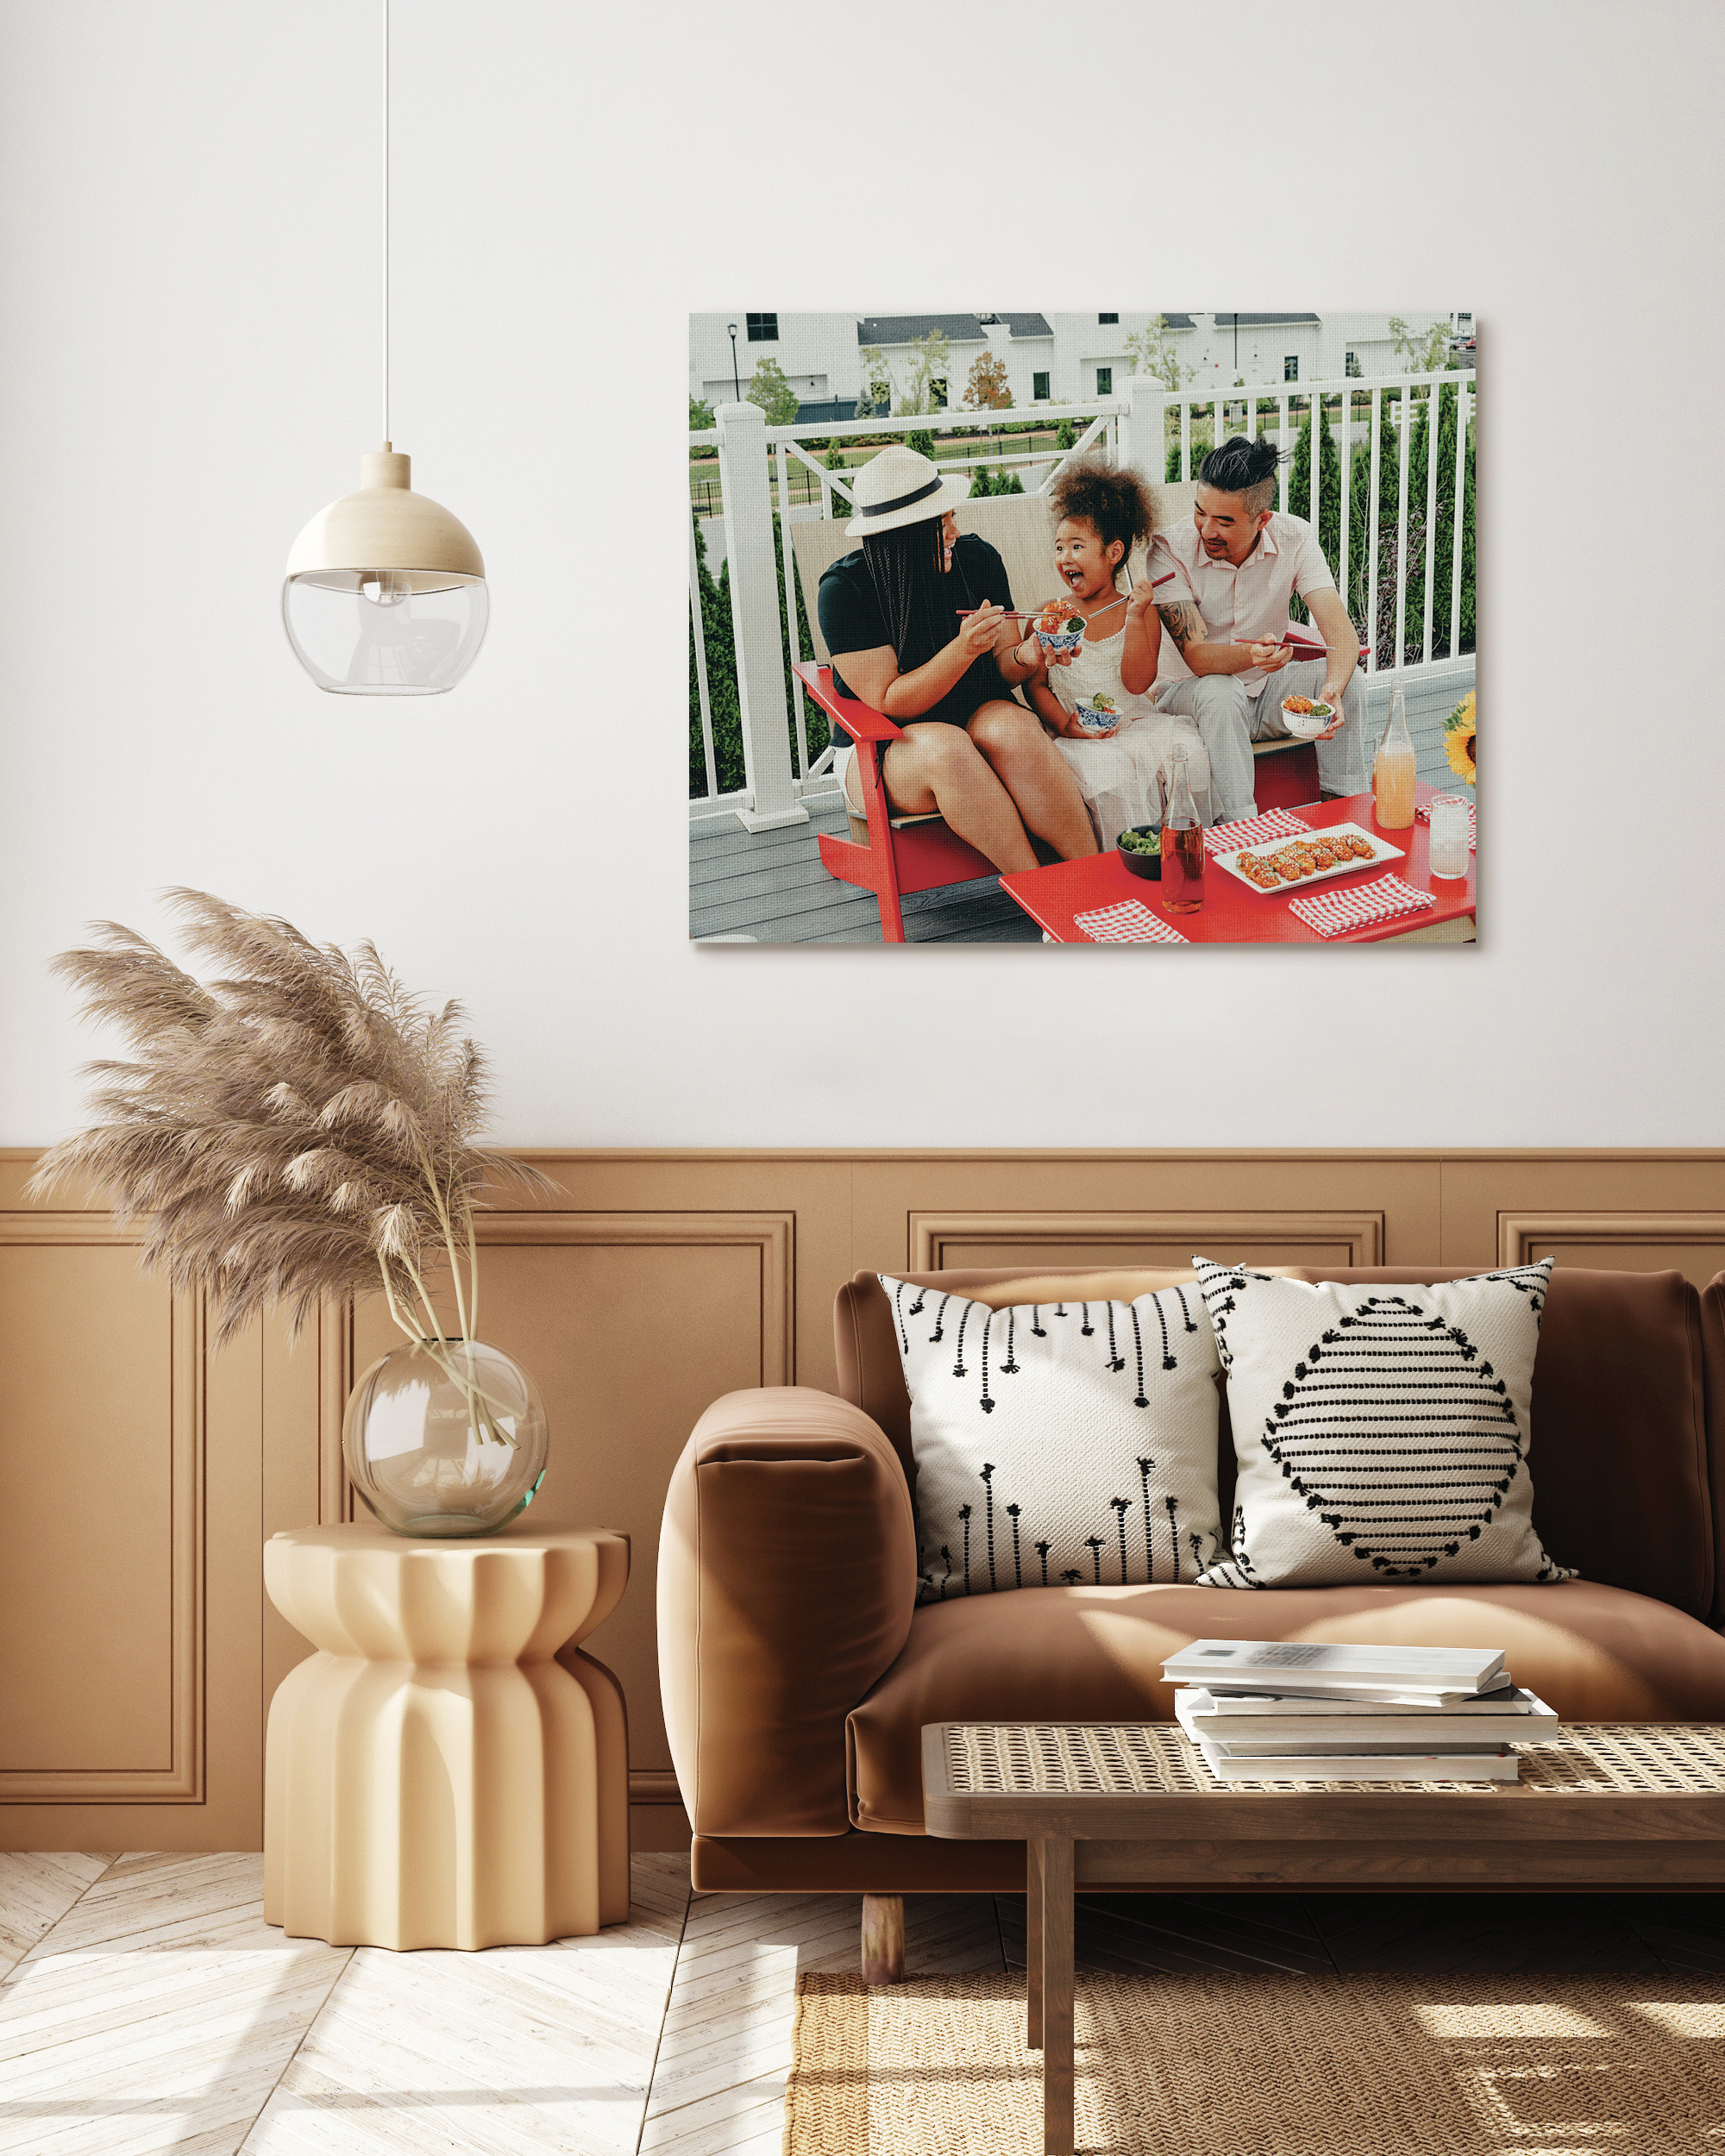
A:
27;892;551;1438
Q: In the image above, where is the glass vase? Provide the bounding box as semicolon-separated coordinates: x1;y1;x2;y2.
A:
343;1338;549;1538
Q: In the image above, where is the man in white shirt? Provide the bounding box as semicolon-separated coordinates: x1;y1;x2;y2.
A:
1149;436;1370;824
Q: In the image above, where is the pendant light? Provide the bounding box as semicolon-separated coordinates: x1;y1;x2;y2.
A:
282;0;488;695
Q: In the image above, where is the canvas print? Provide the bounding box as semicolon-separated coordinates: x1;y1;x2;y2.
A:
689;311;1476;945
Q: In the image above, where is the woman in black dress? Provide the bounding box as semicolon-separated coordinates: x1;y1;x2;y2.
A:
818;447;1098;874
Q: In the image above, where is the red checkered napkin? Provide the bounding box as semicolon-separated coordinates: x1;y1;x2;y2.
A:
1204;808;1311;856
1072;900;1190;944
1289;874;1437;938
1416;799;1477;851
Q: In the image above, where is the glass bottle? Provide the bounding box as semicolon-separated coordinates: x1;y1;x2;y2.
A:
1372;684;1417;830
1161;749;1205;913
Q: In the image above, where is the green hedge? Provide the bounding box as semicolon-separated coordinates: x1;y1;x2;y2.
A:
689;514;829;801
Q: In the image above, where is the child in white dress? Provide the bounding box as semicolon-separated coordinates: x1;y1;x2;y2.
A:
1024;456;1212;842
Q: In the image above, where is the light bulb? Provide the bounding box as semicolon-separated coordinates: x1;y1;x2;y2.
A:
361;570;413;607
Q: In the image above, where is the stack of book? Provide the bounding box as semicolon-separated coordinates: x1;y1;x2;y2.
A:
1162;1639;1560;1783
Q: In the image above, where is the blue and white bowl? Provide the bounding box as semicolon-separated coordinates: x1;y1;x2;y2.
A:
1035;624;1086;656
1073;703;1120;735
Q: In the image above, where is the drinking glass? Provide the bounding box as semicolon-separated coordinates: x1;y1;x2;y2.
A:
1428;793;1471;881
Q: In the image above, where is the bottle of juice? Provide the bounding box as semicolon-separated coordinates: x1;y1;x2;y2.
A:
1161;749;1205;913
1372;685;1416;830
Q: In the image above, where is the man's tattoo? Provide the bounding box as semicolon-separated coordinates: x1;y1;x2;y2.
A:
1157;599;1205;653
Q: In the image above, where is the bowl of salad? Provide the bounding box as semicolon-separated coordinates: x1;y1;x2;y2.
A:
1117;824;1161;881
1073;693;1120;736
1280;693;1336;739
1032;595;1087;656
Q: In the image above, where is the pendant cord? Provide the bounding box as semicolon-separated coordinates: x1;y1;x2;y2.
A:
382;0;390;448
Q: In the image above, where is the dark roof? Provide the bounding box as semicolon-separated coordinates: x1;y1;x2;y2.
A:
1210;313;1321;328
991;312;1052;338
856;315;988;346
1159;313;1196;330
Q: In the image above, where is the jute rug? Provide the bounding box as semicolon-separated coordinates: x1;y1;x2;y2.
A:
783;1967;1725;2154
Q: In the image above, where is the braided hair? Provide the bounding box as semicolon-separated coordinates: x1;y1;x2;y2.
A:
1197;434;1283;517
862;513;975;673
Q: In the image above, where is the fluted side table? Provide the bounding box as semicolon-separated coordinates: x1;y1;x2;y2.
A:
264;1523;630;1951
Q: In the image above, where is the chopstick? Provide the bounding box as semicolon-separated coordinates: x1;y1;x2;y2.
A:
957;573;1177;622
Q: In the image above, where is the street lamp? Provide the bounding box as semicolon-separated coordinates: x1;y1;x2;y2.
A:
727;323;741;403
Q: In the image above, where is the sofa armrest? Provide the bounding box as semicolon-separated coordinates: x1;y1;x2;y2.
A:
658;1386;919;1837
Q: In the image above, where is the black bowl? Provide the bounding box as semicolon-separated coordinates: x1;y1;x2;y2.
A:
1117;826;1161;880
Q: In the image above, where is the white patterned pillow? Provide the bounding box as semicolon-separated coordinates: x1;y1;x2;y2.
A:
880;1275;1223;1601
1190;1257;1576;1589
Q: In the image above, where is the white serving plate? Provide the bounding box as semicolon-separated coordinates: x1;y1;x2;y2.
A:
1213;821;1405;896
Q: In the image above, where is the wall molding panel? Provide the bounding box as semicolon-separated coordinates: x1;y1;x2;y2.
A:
1499;1214;1725;1269
0;1210;204;1807
908;1209;1384;1273
9;1151;1725;1852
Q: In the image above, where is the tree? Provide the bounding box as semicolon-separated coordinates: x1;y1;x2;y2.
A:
1388;317;1454;373
688;509;828;801
906;427;936;460
688;393;714;430
689;517;742;799
855;344;891;420
1284;397;1343;626
746;356;800;427
1126;314;1196;391
963;350;1012;411
899;329;951;416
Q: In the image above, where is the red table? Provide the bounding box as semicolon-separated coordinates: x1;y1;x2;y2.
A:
999;783;1475;946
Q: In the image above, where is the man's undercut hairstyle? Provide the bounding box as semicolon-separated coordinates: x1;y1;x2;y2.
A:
1047;454;1157;592
1198;434;1281;517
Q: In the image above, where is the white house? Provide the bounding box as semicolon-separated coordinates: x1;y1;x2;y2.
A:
688;310;1471;422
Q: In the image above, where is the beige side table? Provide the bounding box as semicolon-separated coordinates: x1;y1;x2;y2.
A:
264;1522;630;1951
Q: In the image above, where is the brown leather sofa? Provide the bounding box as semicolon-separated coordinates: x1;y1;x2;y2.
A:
659;1265;1725;1898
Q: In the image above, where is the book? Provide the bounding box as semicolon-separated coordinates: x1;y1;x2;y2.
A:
1192;1739;1521;1783
1163;1639;1507;1698
1175;1687;1546;1719
1174;1688;1557;1751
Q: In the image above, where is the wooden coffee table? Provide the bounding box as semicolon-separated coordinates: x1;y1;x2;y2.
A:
922;1720;1725;2156
998;783;1475;945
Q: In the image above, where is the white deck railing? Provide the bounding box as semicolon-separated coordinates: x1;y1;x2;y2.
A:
689;373;1475;827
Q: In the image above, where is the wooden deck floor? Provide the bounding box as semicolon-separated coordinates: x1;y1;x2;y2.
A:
2;1843;1718;2155
691;665;1474;944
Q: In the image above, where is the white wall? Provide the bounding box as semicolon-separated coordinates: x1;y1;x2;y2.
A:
3;0;1722;1151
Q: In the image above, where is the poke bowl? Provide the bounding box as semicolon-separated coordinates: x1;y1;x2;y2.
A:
1033;595;1087;656
1073;693;1120;736
1280;693;1335;739
1116;824;1161;881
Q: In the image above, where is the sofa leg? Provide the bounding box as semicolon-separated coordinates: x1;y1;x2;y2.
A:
861;1892;905;1984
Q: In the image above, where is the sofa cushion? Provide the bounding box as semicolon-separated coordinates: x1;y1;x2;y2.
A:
845;1580;1725;1833
1191;1257;1574;1589
880;1275;1223;1601
836;1265;1714;1620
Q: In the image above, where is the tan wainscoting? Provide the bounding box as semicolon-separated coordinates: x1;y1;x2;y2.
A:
8;1148;1725;1855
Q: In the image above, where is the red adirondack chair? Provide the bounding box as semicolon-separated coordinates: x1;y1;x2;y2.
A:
797;629;1345;944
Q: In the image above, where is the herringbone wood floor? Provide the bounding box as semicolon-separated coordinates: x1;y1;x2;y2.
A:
1;1852;1720;2154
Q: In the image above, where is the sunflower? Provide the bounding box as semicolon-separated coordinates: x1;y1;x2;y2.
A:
1445;690;1476;785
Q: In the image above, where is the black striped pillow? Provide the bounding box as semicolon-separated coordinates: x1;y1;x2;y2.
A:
1191;1257;1576;1589
879;1275;1224;1602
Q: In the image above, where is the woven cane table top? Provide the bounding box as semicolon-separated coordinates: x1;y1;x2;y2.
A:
939;1721;1725;1800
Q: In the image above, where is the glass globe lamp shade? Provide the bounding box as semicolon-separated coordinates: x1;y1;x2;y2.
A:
343;1336;549;1538
284;447;488;694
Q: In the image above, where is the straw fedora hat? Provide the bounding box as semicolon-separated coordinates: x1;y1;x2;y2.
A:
844;444;970;537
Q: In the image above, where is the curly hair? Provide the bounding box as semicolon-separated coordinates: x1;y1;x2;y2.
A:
1047;454;1157;592
1198;434;1283;517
